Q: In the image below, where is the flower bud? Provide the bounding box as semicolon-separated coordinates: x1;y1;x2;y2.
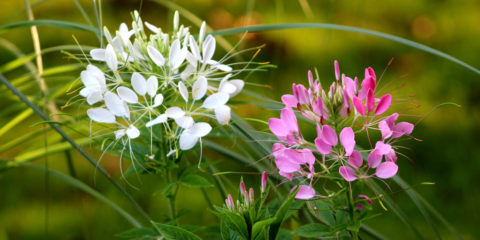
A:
240;181;246;197
225;194;234;210
173;11;179;31
334;60;340;81
261;171;267;193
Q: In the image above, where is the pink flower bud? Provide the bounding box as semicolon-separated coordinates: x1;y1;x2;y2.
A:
261;171;267;193
334;60;340;81
225;194;234;210
240;181;246;197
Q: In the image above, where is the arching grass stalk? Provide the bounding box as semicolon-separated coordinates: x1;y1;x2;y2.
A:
0;73;151;223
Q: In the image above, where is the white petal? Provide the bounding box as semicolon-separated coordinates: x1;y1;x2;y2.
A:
189;36;201;61
229;80;245;97
147;45;165;67
185;52;198;68
144;21;159;33
178;81;188;102
114;129;126;139
179;131;198;150
117;87;138;103
192;76;208;100
146;114;167;127
111;37;124;53
90;48;106;61
87;108;116;123
214;64;232;72
131;72;147;96
215;105;231;125
202;92;229;109
126;125;140;139
202;35;216;63
152;94;164;107
169;40;186;69
175;116;194;128
165;107;185;119
187;122;212;137
104;92;127;117
219;81;237;95
105;44;118;71
146;76;158;97
79;88;90;97
86;91;103;105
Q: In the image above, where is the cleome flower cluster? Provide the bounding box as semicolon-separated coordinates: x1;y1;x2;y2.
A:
78;11;245;157
268;61;414;199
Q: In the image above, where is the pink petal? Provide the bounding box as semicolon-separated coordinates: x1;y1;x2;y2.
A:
272;143;286;157
295;185;316;199
367;149;382;168
353;96;366;116
275;155;300;173
340;127;355;156
294;84;309;105
365;67;376;81
308;70;314;86
284;149;304;164
344;77;357;99
358;195;373;204
321;125;338;146
378;120;393;140
339;166;357;182
268;118;288;139
300;149;316;165
375;141;393;155
315;137;331;155
361;76;376;93
375;94;392;115
281;94;298;108
348;150;363;169
312;99;324;116
385;113;399;126
281;108;299;134
366;89;375;112
375;162;398;179
385;150;397;162
279;171;293;181
392;121;414;138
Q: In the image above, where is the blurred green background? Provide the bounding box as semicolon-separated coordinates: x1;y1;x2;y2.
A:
1;0;479;239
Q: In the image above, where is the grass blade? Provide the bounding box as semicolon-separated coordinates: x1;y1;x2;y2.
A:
19;162;142;228
212;23;480;76
0;19;99;35
0;73;151;223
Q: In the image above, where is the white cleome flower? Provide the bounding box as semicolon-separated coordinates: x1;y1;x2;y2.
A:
79;10;252;161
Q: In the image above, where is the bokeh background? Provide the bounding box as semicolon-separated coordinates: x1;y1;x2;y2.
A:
1;0;479;239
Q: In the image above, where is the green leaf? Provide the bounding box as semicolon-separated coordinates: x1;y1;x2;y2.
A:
251;187;299;240
220;211;249;240
294;224;332;238
180;174;214;188
116;228;157;238
159;182;176;197
151;222;201;240
212;23;480;75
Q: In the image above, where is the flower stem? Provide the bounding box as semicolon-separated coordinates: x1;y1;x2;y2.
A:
166;169;177;225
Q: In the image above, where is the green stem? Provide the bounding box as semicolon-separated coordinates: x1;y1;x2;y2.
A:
166;169;177;225
346;186;359;240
